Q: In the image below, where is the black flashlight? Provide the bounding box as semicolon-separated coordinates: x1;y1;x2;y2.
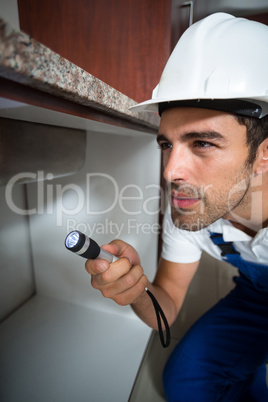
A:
64;230;170;348
65;230;118;263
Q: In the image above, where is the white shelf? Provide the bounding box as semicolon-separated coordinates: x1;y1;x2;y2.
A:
0;295;152;402
0;97;156;138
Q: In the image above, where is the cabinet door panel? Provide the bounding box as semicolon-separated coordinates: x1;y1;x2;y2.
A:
18;0;172;102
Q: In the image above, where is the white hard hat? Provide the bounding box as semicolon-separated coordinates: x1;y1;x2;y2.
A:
131;13;268;118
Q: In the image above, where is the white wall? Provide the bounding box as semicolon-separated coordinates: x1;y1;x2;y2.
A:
0;0;19;30
26;129;161;317
0;107;159;400
0;184;35;321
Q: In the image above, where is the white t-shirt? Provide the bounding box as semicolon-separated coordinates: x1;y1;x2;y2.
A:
161;206;268;265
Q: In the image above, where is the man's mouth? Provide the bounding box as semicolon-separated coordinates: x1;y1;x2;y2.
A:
171;192;200;209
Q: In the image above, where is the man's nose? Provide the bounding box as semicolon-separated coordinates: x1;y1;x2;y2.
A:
163;146;190;183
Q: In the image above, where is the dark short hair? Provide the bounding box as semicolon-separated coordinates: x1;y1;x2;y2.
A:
235;115;268;167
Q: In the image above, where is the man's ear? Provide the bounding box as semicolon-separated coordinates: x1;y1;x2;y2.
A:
255;138;268;175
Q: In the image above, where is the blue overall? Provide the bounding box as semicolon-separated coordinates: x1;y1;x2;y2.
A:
163;232;268;402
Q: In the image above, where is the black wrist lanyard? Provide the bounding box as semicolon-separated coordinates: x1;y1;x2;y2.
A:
145;287;171;348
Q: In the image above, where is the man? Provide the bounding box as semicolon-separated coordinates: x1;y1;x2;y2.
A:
85;13;268;401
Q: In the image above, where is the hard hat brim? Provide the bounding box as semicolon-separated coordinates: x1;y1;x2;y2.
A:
130;97;268;118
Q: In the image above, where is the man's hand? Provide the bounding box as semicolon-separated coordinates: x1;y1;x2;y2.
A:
85;240;148;306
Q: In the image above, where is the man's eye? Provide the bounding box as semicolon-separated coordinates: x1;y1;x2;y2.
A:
158;142;172;151
194;141;214;149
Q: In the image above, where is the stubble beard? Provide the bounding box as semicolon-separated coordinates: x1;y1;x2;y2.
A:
170;166;253;232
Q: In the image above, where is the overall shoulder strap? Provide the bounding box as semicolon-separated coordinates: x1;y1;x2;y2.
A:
209;232;241;257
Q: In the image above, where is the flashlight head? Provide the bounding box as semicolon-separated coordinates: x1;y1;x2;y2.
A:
65;230;101;259
65;230;86;253
65;231;80;248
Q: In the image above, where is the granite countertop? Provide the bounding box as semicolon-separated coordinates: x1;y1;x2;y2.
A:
0;17;159;130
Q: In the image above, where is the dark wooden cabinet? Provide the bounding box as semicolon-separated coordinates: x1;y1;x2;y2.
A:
247;12;268;24
18;0;172;103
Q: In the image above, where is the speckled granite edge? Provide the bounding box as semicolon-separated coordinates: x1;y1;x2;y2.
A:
0;17;160;130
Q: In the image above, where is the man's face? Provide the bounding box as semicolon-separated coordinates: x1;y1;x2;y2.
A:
157;107;255;231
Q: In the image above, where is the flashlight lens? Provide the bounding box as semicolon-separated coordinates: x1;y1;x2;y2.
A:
65;231;80;249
